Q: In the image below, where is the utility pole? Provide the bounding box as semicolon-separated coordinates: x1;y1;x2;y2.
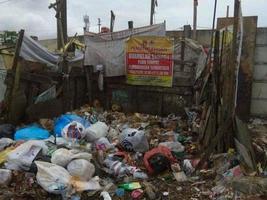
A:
150;0;158;25
49;0;68;50
61;0;67;45
193;0;198;40
98;18;101;33
83;15;90;32
49;0;69;112
110;10;115;32
226;5;230;18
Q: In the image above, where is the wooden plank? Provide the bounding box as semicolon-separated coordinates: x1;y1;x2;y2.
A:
217;16;258;121
7;71;55;84
7;30;26;123
197;117;232;169
235;117;256;170
26;98;63;121
236;17;257;120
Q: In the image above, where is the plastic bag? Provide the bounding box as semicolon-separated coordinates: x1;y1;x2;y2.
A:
0;169;12;185
35;161;72;195
120;128;149;153
14;125;50;141
61;122;86;141
104;154;146;178
106;127;119;142
51;148;73;167
0;138;14;151
67;159;95;181
70;151;92;162
36;161;101;195
6;140;48;171
71;176;102;192
159;141;185;153
84;121;108;142
94;137;114;151
54;114;90;137
51;148;92;167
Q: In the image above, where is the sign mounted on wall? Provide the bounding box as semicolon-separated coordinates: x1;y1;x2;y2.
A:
126;36;174;87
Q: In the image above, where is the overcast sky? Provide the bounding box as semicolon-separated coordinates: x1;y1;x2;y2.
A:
0;0;266;39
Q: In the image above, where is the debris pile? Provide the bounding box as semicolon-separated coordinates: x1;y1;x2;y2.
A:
0;105;266;199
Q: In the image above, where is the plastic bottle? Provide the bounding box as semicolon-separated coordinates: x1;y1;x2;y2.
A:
119;182;141;191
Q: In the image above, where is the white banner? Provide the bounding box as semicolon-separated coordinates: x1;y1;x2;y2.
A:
84;23;166;77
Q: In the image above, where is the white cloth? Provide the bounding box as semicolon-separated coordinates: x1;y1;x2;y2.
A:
84;23;166;77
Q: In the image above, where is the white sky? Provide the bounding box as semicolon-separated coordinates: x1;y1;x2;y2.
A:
0;0;266;39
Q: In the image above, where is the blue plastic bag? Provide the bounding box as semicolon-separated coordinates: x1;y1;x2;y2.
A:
14;124;50;141
54;114;90;137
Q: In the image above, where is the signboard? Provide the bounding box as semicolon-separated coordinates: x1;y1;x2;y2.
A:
126;36;174;87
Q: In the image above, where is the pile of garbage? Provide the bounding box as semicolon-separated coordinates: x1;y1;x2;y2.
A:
0;105;266;199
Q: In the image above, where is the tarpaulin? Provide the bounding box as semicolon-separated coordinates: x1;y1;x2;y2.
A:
20;35;84;71
84;23;166;77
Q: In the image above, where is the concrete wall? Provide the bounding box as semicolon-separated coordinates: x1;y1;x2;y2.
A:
251;28;267;116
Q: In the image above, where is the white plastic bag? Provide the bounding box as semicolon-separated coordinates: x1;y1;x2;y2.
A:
71;176;102;192
0;138;14;151
35;161;72;195
70;151;92;162
67;159;95;181
51;148;73;167
51;148;93;167
94;137;114;151
6;140;48;171
120;128;149;153
84;121;108;142
159;141;185;153
107;127;119;142
0;169;12;185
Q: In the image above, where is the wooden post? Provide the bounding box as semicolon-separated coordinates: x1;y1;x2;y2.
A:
11;30;24;94
180;26;186;71
61;0;67;45
84;65;94;104
49;0;67;50
230;0;240;114
193;0;198;40
7;29;26;123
